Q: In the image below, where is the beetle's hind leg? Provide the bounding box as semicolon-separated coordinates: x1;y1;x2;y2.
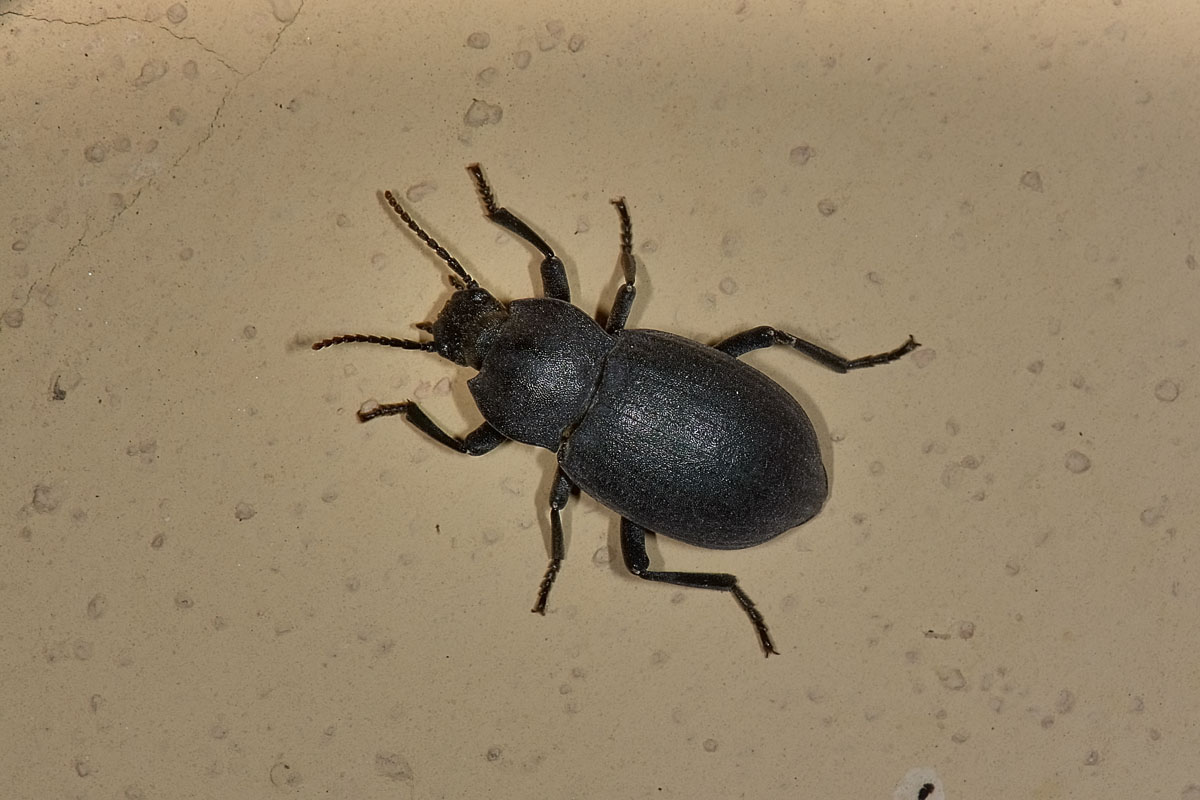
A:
532;468;574;614
467;164;571;303
619;519;778;657
714;327;918;373
604;199;637;334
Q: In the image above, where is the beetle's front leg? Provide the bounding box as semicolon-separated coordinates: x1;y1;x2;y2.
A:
714;327;918;373
619;519;778;657
532;467;573;614
604;198;637;334
467;164;571;302
359;401;507;456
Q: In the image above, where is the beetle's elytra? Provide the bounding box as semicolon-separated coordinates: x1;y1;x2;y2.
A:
314;164;918;656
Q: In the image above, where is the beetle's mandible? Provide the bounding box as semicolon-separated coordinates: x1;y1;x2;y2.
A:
313;164;919;656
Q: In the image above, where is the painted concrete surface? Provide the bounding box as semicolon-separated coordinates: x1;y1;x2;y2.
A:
2;1;1197;797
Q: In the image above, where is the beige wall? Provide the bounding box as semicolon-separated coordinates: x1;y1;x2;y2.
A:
2;1;1197;797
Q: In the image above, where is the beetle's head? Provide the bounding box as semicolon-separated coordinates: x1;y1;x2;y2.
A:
420;277;509;369
381;189;511;370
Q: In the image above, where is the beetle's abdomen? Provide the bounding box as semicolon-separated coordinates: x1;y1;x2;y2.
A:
561;330;828;549
469;299;613;449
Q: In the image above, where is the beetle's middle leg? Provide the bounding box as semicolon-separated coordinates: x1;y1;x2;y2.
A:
532;467;573;614
714;327;919;373
619;519;778;657
467;164;571;302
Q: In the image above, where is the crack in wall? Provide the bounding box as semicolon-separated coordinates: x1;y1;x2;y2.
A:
0;11;242;74
182;0;308;164
4;2;307;313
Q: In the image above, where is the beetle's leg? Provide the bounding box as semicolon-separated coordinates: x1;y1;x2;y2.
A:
467;164;571;302
714;327;919;373
532;467;573;614
619;519;778;657
358;401;507;455
604;198;637;334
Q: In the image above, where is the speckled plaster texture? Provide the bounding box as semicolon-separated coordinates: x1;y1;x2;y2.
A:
2;1;1198;798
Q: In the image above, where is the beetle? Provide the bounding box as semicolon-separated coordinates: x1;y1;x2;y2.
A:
314;164;918;656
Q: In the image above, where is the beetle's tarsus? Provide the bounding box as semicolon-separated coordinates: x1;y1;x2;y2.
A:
531;558;562;614
357;401;411;423
843;334;920;370
612;198;633;257
467;163;498;215
730;584;779;657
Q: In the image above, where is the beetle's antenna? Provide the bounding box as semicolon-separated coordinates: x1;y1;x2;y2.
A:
383;190;477;287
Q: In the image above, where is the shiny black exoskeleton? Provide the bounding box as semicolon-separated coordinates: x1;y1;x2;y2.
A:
314;164;919;655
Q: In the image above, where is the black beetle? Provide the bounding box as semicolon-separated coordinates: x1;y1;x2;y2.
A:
314;164;918;656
